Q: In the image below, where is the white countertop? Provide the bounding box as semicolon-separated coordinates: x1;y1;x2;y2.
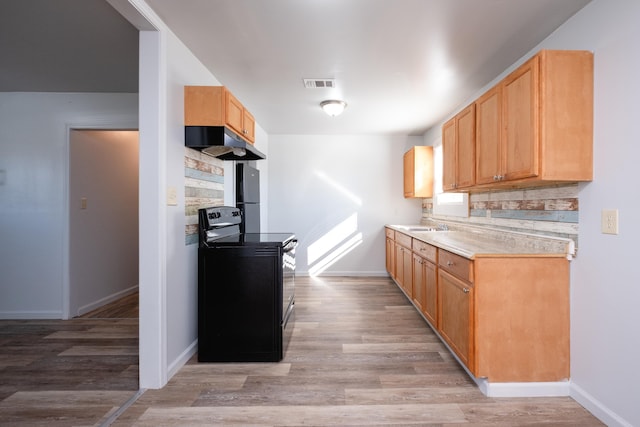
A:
386;223;575;260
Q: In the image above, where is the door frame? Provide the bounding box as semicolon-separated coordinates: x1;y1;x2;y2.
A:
63;124;138;320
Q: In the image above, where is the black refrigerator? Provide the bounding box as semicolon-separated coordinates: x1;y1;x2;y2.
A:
236;163;260;233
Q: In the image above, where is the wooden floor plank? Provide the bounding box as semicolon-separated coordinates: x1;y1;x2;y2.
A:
1;277;606;426
134;403;468;426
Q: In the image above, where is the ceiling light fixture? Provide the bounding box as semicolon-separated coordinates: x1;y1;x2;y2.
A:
320;100;347;117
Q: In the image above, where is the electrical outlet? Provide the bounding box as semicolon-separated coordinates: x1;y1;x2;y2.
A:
601;209;619;235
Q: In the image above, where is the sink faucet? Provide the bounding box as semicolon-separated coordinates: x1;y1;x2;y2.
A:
438;223;449;231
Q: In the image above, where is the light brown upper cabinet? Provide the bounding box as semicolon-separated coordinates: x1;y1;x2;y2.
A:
404;146;434;198
184;86;256;144
442;104;476;191
474;50;593;189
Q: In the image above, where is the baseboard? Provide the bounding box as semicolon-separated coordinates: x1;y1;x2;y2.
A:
0;310;63;319
297;271;389;277
570;382;633;427
76;284;138;317
168;338;198;380
479;379;570;397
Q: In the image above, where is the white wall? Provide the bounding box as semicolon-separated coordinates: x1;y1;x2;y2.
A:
131;2;272;386
420;1;640;425
69;130;139;316
542;2;640;426
163;27;222;377
267;134;422;276
0;92;137;319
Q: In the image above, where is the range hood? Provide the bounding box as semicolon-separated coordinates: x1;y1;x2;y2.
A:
185;126;266;161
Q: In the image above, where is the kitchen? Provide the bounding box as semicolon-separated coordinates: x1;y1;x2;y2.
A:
1;0;639;426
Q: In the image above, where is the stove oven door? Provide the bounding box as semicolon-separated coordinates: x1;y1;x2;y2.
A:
282;238;297;349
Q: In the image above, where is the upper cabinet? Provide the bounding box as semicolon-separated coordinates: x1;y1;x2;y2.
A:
184;86;256;144
442;104;476;191
447;50;593;192
404;146;434;198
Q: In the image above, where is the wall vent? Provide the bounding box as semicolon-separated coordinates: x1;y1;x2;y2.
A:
303;78;336;89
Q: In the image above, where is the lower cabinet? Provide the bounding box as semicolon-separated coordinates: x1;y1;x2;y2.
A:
412;239;438;328
385;226;570;383
385;229;395;277
400;244;413;297
393;232;413;298
412;253;426;312
438;269;473;368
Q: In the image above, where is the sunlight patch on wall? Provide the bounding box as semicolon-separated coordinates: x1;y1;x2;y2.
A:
307;213;363;277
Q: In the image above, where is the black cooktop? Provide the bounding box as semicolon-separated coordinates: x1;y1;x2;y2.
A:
206;232;296;246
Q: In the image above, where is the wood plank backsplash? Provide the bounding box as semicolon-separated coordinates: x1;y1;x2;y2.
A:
184;147;225;245
422;183;580;245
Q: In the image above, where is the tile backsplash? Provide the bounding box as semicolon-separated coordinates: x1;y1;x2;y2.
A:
423;183;580;247
184;147;225;245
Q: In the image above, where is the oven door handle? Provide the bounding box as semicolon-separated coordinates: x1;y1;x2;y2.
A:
283;239;298;253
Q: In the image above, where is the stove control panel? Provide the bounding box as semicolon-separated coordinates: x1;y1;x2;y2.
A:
200;206;242;231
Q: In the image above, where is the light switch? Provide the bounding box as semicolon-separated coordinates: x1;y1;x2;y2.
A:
601;209;619;235
81;197;87;210
167;186;178;206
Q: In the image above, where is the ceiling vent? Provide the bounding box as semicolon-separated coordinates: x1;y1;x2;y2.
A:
303;78;336;89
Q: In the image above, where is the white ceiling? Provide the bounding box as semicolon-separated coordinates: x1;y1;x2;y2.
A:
145;0;591;135
0;0;139;93
1;0;591;136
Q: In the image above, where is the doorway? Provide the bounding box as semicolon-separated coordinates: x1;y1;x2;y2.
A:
68;129;139;318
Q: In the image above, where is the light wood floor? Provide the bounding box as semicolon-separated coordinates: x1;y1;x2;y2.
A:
0;277;603;426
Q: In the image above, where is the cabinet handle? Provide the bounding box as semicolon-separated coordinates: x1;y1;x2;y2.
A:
447;261;454;267
463;288;470;294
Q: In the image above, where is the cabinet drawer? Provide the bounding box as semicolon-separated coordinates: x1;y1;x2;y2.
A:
413;239;437;263
395;232;412;248
385;228;395;240
439;250;474;283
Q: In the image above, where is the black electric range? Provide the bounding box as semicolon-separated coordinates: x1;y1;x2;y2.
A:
197;206;297;362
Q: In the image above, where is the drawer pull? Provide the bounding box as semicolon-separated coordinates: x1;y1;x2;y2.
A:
447;261;454;267
463;288;470;294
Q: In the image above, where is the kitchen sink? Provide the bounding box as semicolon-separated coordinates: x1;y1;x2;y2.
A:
395;225;448;232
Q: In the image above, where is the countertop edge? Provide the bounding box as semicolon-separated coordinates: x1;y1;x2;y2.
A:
385;224;574;260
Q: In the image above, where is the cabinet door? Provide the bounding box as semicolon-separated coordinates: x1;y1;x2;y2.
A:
423;259;437;327
242;109;255;143
475;85;502;185
394;242;405;286
503;55;539;181
403;149;415;197
385;238;395;275
402;247;413;297
225;91;245;136
412;254;426;313
438;269;474;369
456;104;476;189
184;86;226;126
442;119;456;191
